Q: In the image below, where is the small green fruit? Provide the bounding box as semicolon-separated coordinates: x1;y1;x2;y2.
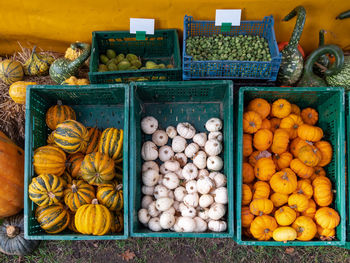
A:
116;54;125;64
126;53;139;62
100;55;109;64
158;63;166;69
98;64;108;72
107;63;118;71
106;49;116;59
131;59;142;68
129;66;138;70
145;61;157;68
118;59;131;70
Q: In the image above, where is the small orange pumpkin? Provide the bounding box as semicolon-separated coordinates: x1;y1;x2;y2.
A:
242;184;253;205
302;199;317;219
317;225;335;240
292;216;317;241
290;138;309;157
250;198;274;216
261;119;271;130
254;158;276;181
301;108;318;125
288;193;309;212
252;181;270;199
314;141;332;167
270;118;281;133
247;98;271;119
294;180;313;198
242;206;255;228
250;215;277;241
297;124;323;142
243;134;253;157
253;129;273;151
270;168;297;194
274;205;297;226
291;104;301;115
273;152;293;170
310;167;326;181
249;151;261;167
270;192;289;207
298;145;322;167
243;162;255;184
312;176;333;207
243;111;262;134
271;99;292;118
271;129;289;154
290;158;314;179
280;114;304;139
315;207;340;229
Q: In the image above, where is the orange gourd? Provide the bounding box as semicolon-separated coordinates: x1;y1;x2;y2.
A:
242;184;252;205
243;162;255;184
317;225;335;240
261;119;271;130
272;227;297;242
270;118;281;133
274;206;297;226
301;199;316;219
270;192;289;207
288;193;309;212
290;159;314;179
292;216;317;241
254;158;276;181
249;151;261;167
280;114;304;139
253;129;273;151
291;104;301;115
290;138;309;157
301;108;318;125
314;141;332;167
310;167;326;181
243;134;253;157
312;176;333;207
242;206;255;227
252;181;270;199
315;207;340;229
243;111;262;134
297;124;323;142
271;99;292;118
271;129;289;154
294;180;313;198
298;144;322;167
270;168;297;194
250;215;277;241
273;152;293;170
247;98;271;119
249;198;274;216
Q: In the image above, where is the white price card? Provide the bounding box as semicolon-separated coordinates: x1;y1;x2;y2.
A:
215;9;242;26
130;18;155;35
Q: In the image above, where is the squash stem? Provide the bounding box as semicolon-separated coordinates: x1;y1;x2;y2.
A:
6;225;19;238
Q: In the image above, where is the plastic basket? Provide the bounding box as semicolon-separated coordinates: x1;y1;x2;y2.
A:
89;29;182;83
344;91;350;249
24;84;129;240
130;80;234;237
235;87;346;246
182;15;282;81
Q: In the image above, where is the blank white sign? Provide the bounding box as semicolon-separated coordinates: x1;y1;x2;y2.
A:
130;18;155;34
215;9;242;26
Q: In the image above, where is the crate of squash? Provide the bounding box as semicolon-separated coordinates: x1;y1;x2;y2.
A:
24;84;129;240
236;87;345;246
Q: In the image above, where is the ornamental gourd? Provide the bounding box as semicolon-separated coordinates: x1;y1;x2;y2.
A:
0;214;40;256
290;137;308;157
297;124;323;142
261;119;271;129
280;114;303;139
311;167;326;181
243;134;253;157
0;131;24;218
64;180;95;211
23;46;54;76
248;151;261;167
270;118;281;133
47;131;56;145
312;176;333;206
97;181;124;211
270;168;297;194
274;206;297;226
242;184;252;205
272;227;297;242
61;171;73;186
110;212;124;233
81;152;115;185
9;81;37;104
250;215;277;241
253;129;273;151
315;207;340;229
98;128;124;163
242;206;255;228
271;129;289;154
75;199;112;235
66;153;84;179
294;180;313;198
317;226;335;240
29;174;65;206
292;216;317;241
242;162;255;184
84;127;101;154
301;108;318;125
254;157;276;181
273;152;293;170
243;111;262;134
54;120;89;154
288;193;309;212
35;203;70;234
290;158;314;179
302;199;317;219
297;144;322;167
252;181;270;199
249;198;274;216
33;145;66;176
271;99;292;118
0;59;24;84
247;98;271;119
314;141;332;167
291;104;301;115
62;76;90;85
270;192;289;207
45;102;76;130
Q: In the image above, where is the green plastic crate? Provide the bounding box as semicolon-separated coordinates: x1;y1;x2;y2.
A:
343;91;350;249
235;87;346;246
89;29;182;83
130;80;234;237
24;84;129;240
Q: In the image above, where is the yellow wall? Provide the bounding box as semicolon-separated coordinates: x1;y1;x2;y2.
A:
0;0;349;55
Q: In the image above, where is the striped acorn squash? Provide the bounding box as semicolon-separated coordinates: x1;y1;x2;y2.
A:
81;152;115;185
54;120;89;154
29;174;64;207
0;60;24;85
75;199;112;235
110;212;124;233
35;203;70;234
97;181;123;211
66;153;85;179
64;180;95;212
46;130;56;145
33;145;66;176
45;102;76;130
68;212;79;232
9;81;37;104
84;127;101;154
61;171;73;186
98;128;123;163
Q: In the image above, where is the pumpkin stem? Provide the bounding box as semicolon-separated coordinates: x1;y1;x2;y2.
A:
6;225;20;238
290;205;297;209
264;228;270;233
282;172;289;180
115;184;123;191
92;198;99;205
57;100;63;105
249;121;256;128
48;191;56;199
259;211;263;216
71;184;78;193
95;173;100;178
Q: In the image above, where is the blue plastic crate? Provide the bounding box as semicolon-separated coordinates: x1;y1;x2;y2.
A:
182;15;282;81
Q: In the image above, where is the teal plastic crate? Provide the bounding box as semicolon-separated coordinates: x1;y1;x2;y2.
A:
24;84;129;240
130;80;234;237
236;87;346;246
344;91;350;249
89;29;182;83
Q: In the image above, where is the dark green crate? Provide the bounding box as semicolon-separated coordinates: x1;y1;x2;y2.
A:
24;84;129;240
235;87;346;246
130;80;234;237
343;91;350;249
89;29;182;84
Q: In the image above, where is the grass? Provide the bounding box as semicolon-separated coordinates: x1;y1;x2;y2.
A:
1;239;348;263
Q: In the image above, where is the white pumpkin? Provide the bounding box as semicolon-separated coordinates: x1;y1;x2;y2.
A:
181;205;197;218
141;116;158;134
174;153;188;167
209;172;227;188
175;169;184;179
157;173;163;185
153;185;169;199
159;213;176;229
163;207;176;215
138;208;151;225
193;133;207;147
183;193;199;207
213;187;228;204
193;151;207;170
141;141;158;161
185;180;198;194
168;190;174;199
207;156;223;171
164;160;180;172
198;169;210;177
177;217;196;232
208;203;226;220
194;217;207;232
172;136;187;153
182;163;198;181
208;220;227;232
177;122;196;139
152;130;168;146
142;161;159;172
141;195;153;209
205;139;222;156
208;131;223;142
162;172;180;189
173;201;180;212
166;126;177;139
156;197;174;212
196;176;215;195
148;217;162;231
158;145;174;162
142;169;160;187
198;208;210;221
142;185;154;196
184;143;199;158
199;194;214;208
205;118;222;132
178;202;188;212
148;201;160;217
174;186;187;202
159;163;170;175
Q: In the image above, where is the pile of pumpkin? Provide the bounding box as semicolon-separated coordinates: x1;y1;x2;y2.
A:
28;102;124;236
241;98;340;242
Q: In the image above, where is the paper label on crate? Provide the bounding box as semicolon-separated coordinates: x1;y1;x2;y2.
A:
215;9;241;26
130;18;155;35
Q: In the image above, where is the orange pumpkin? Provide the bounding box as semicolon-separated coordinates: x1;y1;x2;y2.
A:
291;104;301;115
242;206;255;227
292;216;317;241
317;225;335;240
290;138;309;157
314;141;332;167
247;98;271;119
249;198;274;216
249;151;261;167
261;119;271;130
294;180;313;198
273;152;293;170
280;114;303;139
250;215;277;241
66;153;85;179
243;162;255;184
270;118;281;133
270;192;289;207
301;108;318;125
310;167;326;181
290;158;314;179
297;124;323;142
315;207;340;229
298;144;322;167
312;176;333;207
288;193;309;212
271;129;289;154
271;99;291;118
270;168;297;194
302;199;317;219
254;158;276;181
252;181;270;199
253;129;273;151
274;206;297;226
242;184;253;205
243;134;253;157
243;111;262;134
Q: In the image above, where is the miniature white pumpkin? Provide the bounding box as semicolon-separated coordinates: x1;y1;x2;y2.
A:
138;208;151;225
199;194;214;208
173;201;180;212
159;163;170;175
196;176;215;195
142;195;153;209
207;156;223;171
213;187;228;204
175;169;184;179
162;172;180;189
174;186;187;202
208;203;226;220
172;136;187;153
166;126;177;139
158;146;174;162
194;217;207;232
142;169;160;186
141;141;158;161
198;208;210;221
208;131;223;142
142;185;154;195
198;169;210;177
205;118;222;132
174;153;188;167
156;197;174;212
177;217;196;232
164;160;180;172
182;163;198;181
209;172;227;188
157;173;163;185
185;180;198;194
193;133;207;147
159;213;176;229
208;220;227;232
204;139;222;156
152;130;168;146
168;190;174;199
183;193;199;207
141;116;158;134
179;202;188;212
142;161;159;172
154;185;169;199
193;151;207;170
181;205;197;218
177;122;196;139
148;217;162;231
148;201;160;217
163;207;176;215
173;222;182;232
184;143;199;158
